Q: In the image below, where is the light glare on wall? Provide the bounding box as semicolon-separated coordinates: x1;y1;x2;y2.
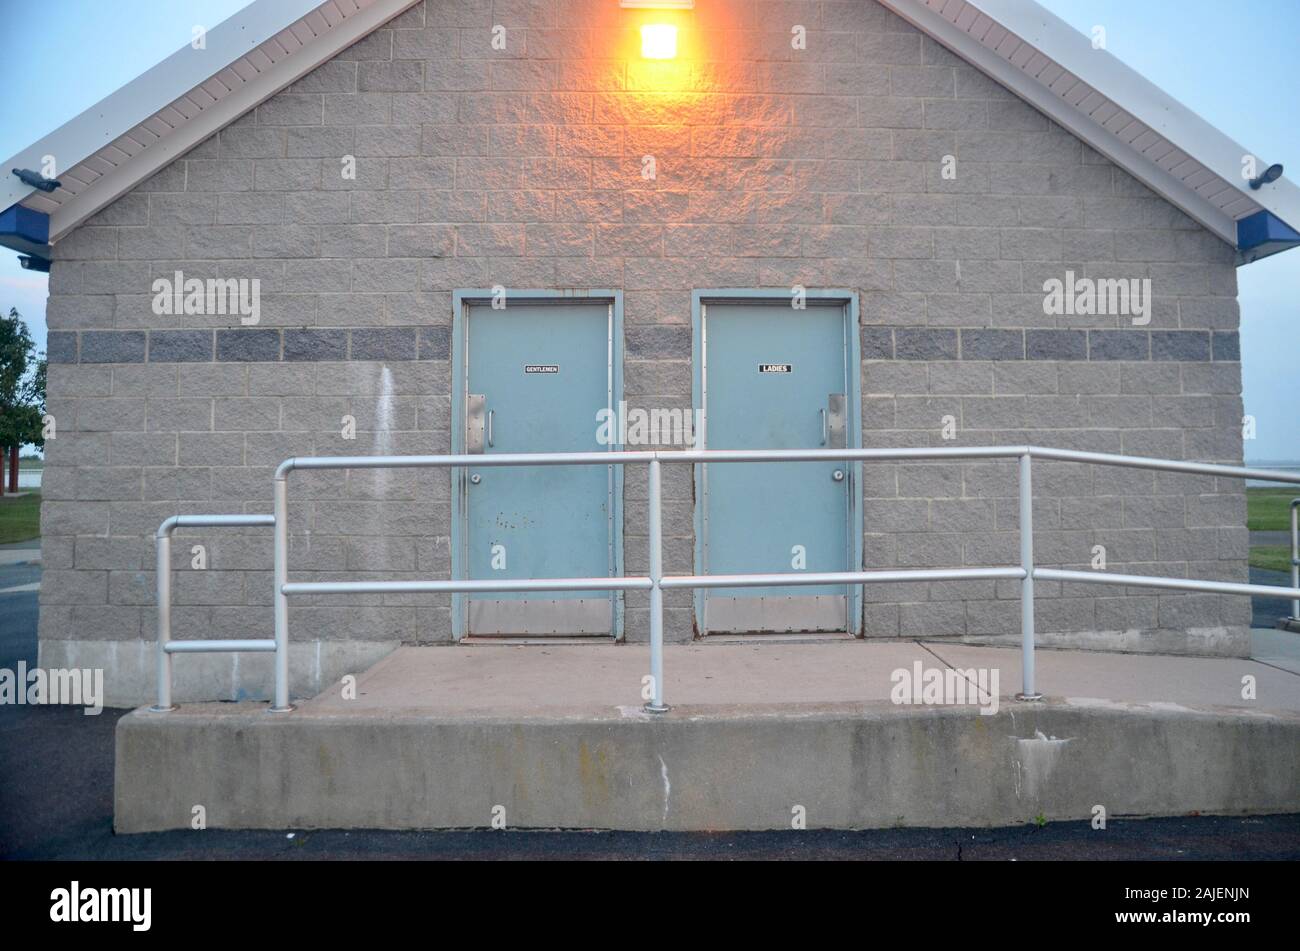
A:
640;23;678;59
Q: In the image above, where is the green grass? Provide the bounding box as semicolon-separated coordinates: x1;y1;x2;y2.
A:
1247;487;1300;531
1249;545;1293;574
0;492;41;545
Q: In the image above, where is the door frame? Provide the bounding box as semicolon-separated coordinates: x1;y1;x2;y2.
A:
690;289;863;637
450;289;625;641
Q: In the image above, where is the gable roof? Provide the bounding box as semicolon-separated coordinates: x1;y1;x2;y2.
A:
3;0;1297;265
879;0;1300;263
0;0;418;261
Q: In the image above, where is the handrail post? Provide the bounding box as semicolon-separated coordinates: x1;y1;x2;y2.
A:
270;475;293;712
1290;499;1300;620
1017;452;1042;701
644;458;669;713
149;526;176;712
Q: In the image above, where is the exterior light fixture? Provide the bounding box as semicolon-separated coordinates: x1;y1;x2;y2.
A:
11;168;61;193
621;1;691;60
1249;163;1284;190
640;23;678;59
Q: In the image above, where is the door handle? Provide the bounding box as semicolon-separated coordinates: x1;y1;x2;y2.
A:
820;408;828;445
487;409;494;448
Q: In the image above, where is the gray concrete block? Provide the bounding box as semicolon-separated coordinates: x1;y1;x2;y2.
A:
417;326;451;360
149;330;214;363
81;331;147;364
626;326;690;359
1211;331;1240;361
217;329;282;362
961;329;1023;360
1150;330;1210;362
1026;329;1086;361
1088;330;1149;361
47;331;79;363
284;328;348;362
78;398;147;432
350;327;418;361
896;328;958;360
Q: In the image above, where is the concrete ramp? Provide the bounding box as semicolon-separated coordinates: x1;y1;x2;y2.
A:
114;642;1300;833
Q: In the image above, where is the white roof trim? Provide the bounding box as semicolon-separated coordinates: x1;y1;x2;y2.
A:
6;0;1296;256
3;0;419;243
879;0;1300;246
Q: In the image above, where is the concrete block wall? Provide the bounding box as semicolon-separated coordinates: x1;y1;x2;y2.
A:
38;0;1249;704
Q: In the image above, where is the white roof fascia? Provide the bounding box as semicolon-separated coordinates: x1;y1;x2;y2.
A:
2;0;323;212
977;0;1300;230
879;0;1300;246
9;0;1296;255
4;0;419;243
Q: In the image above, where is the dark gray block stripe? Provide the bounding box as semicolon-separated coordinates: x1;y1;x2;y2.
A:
149;330;214;362
859;328;1235;362
79;330;146;364
48;326;455;363
284;329;347;362
45;327;1241;364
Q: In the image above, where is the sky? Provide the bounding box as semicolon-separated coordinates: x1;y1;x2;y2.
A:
0;0;1296;461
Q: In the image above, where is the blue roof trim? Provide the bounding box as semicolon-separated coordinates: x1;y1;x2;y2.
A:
0;203;51;260
1237;209;1300;262
0;204;49;243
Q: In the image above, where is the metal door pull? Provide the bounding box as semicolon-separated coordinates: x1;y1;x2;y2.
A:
826;394;847;449
467;394;486;454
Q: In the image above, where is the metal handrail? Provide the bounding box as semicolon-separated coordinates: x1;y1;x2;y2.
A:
152;447;1300;714
1291;498;1300;620
150;513;276;712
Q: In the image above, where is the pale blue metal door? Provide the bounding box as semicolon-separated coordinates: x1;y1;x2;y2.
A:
463;299;615;635
701;300;852;633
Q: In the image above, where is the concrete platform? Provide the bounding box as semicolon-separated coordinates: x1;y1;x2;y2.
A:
115;641;1300;833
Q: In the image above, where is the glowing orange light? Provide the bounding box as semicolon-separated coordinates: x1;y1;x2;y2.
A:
640;23;677;59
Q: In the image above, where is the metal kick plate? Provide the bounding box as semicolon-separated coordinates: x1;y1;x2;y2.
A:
826;393;847;449
705;595;847;634
467;393;486;454
469;598;613;635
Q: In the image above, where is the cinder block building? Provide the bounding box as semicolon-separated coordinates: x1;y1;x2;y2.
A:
3;0;1298;706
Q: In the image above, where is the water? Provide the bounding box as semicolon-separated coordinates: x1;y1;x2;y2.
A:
0;467;42;489
1245;462;1300;487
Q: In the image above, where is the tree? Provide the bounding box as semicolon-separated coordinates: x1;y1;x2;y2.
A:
0;308;47;494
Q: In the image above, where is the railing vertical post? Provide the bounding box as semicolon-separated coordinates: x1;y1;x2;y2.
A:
149;526;176;712
270;475;293;712
1290;499;1299;620
1017;452;1042;701
645;458;669;713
